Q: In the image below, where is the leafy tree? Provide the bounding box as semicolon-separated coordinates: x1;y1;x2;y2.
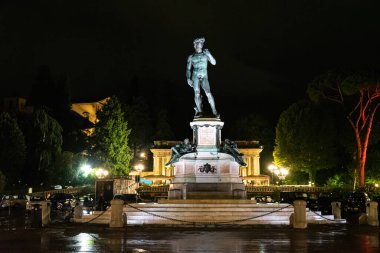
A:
90;96;132;176
308;69;380;187
273;100;340;183
33;108;63;182
125;96;153;154
49;151;75;186
154;109;175;140
230;114;275;169
0;112;26;184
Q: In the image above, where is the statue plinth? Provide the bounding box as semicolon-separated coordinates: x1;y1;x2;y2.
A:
168;118;246;200
190;118;223;152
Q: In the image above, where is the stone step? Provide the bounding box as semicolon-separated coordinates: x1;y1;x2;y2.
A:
186;192;233;199
158;199;257;204
123;207;294;212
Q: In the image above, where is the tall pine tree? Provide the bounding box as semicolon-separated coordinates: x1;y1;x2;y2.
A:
90;96;132;176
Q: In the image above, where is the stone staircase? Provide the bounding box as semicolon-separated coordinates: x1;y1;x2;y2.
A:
74;210;111;224
123;200;338;226
73;200;343;226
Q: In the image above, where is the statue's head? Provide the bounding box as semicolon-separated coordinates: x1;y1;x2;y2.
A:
193;38;205;53
184;138;190;144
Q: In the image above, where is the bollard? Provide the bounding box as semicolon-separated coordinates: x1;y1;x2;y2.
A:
30;204;42;228
293;200;307;229
73;203;83;219
331;201;341;219
110;199;124;228
367;201;379;226
39;201;51;226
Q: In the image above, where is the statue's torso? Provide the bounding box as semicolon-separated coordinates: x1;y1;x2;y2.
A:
190;53;208;78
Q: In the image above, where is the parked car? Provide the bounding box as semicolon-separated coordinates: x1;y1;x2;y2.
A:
48;193;76;211
0;194;28;210
113;193;141;204
26;194;48;211
79;194;96;214
280;192;309;204
317;193;334;215
344;192;370;214
253;195;274;203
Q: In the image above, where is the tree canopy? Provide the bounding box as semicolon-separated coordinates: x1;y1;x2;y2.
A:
0;112;26;184
308;69;380;187
230;114;275;169
33;108;63;172
90;96;132;176
125;96;153;152
273;100;341;183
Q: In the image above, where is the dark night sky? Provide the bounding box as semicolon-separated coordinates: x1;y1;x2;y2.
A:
1;0;380;130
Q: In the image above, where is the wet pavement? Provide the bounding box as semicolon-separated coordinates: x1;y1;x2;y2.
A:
0;210;379;252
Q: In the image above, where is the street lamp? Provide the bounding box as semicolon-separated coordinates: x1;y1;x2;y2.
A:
134;163;145;173
274;167;289;184
80;164;93;177
134;163;144;185
95;168;109;179
268;164;277;184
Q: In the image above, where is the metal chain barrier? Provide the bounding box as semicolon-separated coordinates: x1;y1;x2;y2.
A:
125;203;293;225
83;209;108;224
309;210;336;221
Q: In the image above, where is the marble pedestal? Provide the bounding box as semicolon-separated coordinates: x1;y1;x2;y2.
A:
168;118;246;199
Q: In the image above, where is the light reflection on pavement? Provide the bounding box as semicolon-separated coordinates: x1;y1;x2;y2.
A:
0;212;379;253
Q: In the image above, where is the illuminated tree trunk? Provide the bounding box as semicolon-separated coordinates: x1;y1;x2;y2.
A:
308;71;380;188
347;91;380;187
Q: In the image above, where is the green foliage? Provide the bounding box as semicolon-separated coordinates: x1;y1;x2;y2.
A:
91;96;133;176
274;100;340;182
307;69;380;187
154;109;174;140
125;96;153;150
72;153;95;185
49;151;75;186
0;112;26;184
325;175;345;187
231;114;275;169
33;108;63;172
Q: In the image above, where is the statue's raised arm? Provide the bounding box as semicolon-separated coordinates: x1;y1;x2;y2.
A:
203;49;216;65
186;37;219;119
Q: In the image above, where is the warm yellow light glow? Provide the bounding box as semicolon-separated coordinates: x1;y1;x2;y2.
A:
268;164;278;172
134;164;144;172
95;168;109;179
280;167;289;175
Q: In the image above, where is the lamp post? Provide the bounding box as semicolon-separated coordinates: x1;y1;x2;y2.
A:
268;164;277;185
134;163;144;184
95;168;109;179
274;167;289;185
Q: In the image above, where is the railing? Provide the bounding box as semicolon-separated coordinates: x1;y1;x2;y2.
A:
138;185;170;193
33;186;85;197
245;185;329;193
137;185;329;193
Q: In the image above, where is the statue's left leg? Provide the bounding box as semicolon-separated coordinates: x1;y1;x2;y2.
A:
202;78;219;117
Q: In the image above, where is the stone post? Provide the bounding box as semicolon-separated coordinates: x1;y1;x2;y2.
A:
293;200;307;229
367;201;379;226
110;199;124;228
331;201;341;219
40;201;51;225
